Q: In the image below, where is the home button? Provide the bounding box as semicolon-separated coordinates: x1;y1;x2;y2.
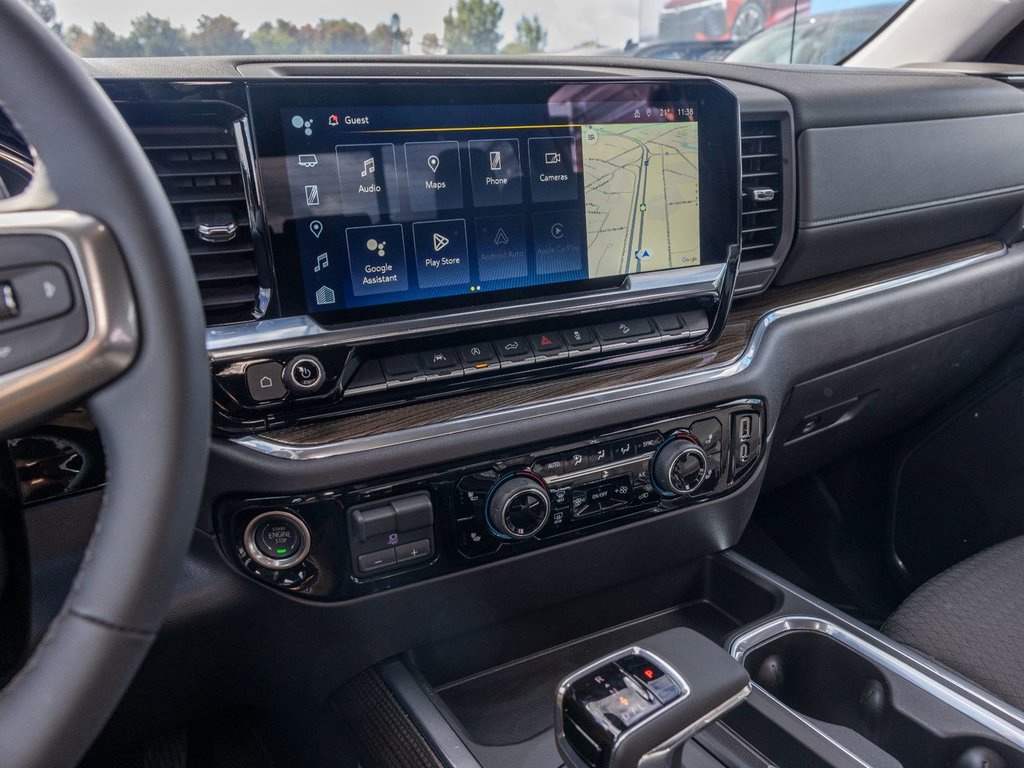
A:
245;361;287;403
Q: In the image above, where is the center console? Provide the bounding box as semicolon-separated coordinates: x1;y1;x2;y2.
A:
207;77;742;433
343;553;1024;768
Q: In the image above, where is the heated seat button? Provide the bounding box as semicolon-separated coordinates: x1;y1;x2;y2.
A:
688;417;723;453
245;361;287;402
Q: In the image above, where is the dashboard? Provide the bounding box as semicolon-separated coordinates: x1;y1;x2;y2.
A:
7;57;1024;743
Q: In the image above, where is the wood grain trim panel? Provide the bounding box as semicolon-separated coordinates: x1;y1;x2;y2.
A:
266;239;1001;446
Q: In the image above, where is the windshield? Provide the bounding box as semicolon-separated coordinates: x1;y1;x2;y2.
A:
23;0;907;64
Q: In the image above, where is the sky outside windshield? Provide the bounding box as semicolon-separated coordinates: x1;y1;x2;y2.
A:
49;0;645;54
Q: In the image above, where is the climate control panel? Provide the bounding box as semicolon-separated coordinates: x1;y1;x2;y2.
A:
218;399;765;601
453;403;760;560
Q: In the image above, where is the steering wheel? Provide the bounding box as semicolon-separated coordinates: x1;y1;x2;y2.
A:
0;2;210;766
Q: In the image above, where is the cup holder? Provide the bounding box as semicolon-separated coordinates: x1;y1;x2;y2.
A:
734;619;1024;768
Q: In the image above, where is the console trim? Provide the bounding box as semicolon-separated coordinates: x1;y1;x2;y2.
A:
378;658;484;768
231;243;1005;460
729;606;1024;753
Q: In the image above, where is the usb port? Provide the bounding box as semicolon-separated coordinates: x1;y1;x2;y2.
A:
738;416;752;441
739;443;750;462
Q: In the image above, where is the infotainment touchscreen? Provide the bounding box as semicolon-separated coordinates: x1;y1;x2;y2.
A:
250;80;740;321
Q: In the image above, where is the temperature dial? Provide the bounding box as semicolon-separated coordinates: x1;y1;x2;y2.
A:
652;435;708;497
487;474;551;539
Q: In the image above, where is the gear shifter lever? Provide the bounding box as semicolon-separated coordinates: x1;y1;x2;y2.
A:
555;628;750;768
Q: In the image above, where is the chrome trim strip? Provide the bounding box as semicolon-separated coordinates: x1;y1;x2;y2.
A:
725;550;1024;736
232;244;1005;460
0;210;137;435
233;116;271;320
205;262;728;359
0;143;34;179
730;615;1024;751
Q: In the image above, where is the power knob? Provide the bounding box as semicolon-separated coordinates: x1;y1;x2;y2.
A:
652;434;708;497
486;474;551;539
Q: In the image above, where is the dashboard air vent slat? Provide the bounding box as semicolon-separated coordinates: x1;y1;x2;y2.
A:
119;101;261;326
740;121;784;257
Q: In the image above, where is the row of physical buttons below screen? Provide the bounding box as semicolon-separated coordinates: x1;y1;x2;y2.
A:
344;310;710;394
297;137;579;217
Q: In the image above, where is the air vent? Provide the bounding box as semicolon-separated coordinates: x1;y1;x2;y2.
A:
740;120;783;258
119;102;261;326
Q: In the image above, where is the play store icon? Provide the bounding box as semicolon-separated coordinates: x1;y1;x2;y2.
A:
432;232;450;252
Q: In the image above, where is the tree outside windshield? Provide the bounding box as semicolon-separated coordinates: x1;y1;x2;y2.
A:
23;0;907;65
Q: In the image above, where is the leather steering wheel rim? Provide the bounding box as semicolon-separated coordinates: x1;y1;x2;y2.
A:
0;2;210;766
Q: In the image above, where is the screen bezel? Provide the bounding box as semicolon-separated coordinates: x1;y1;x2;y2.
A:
248;78;741;325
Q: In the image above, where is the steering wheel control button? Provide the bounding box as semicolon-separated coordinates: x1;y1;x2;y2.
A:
243;511;311;570
0;263;73;333
245;361;287;402
283;355;325;394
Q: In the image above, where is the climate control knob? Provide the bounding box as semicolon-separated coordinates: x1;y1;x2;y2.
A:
487;474;551;539
652;435;708;497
